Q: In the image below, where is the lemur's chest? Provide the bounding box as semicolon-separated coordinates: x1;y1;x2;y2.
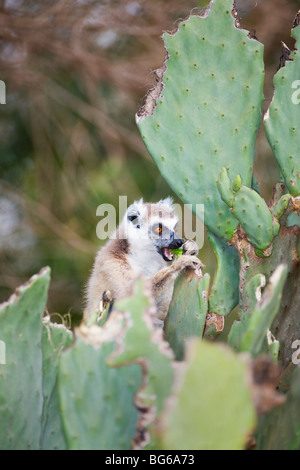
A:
127;246;165;277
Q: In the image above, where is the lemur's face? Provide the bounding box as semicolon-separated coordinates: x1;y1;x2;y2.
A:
149;220;184;261
126;199;184;262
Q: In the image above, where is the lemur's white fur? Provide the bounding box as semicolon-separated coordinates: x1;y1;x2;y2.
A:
86;198;202;322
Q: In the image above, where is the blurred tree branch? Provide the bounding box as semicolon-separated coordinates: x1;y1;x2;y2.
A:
0;179;95;254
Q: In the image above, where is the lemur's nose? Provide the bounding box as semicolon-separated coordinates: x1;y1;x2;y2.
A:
174;238;184;248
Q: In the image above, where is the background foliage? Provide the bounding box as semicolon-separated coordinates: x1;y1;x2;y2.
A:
0;0;299;322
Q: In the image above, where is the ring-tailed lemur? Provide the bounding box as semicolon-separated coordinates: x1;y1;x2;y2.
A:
86;198;203;323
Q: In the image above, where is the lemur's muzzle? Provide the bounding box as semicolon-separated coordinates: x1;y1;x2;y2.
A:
160;235;184;262
168;237;184;249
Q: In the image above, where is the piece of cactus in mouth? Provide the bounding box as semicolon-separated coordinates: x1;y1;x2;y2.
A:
170;247;184;258
264;24;300;197
136;0;264;242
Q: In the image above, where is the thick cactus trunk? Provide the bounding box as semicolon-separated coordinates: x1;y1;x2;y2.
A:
226;185;300;366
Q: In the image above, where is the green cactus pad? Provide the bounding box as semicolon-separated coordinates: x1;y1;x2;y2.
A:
231;185;274;249
136;0;264;241
255;368;300;450
264;25;300;197
41;318;73;450
109;279;175;448
58;323;142;450
227;273;265;351
0;267;50;450
286;210;300;228
228;264;288;357
266;333;280;362
232;174;243;192
164;271;210;360
208;231;239;316
217;166;235;207
218;168;274;250
272;194;292;219
158;339;256;450
245;273;266;315
251;173;261;194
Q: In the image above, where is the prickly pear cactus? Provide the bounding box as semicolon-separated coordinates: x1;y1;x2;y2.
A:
109;279;175;449
264;26;300;197
0;268;72;450
136;0;299;362
0;0;300;452
163;271;210;360
41;317;73;450
136;0;300;451
0;268;50;450
207;231;239;317
0;271;263;451
158;340;256;450
228;264;288;357
136;0;264;243
217;167;276;250
255;368;300;450
58;325;142;450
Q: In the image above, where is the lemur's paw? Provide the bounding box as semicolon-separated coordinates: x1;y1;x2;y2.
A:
175;255;204;278
182;239;199;256
99;290;113;314
103;290;113;304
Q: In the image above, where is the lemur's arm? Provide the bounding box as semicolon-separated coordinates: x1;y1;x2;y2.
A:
152;254;203;294
151;240;203;321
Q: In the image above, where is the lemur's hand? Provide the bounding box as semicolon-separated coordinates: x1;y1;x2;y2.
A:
173;254;203;278
182;239;199;256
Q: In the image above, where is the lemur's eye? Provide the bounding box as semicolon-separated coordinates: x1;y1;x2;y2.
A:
156;225;162;234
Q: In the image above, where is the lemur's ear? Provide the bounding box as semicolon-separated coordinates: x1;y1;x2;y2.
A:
159;197;174;208
127;204;141;228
